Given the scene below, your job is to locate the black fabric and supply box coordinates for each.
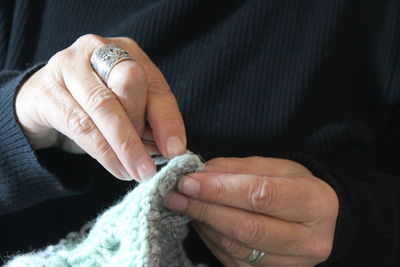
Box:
[1,0,400,266]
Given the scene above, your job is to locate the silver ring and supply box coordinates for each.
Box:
[244,249,266,265]
[90,43,134,83]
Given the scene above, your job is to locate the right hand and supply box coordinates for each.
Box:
[15,34,186,181]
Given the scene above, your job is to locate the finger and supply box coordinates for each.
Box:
[193,221,253,261]
[114,37,186,159]
[178,172,325,222]
[191,222,244,267]
[35,75,129,179]
[59,36,156,181]
[164,191,308,256]
[106,59,147,136]
[205,157,312,177]
[193,222,310,267]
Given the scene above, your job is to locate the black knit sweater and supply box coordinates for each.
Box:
[1,0,400,266]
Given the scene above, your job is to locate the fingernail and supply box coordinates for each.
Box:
[165,192,188,211]
[136,158,156,181]
[166,136,185,158]
[120,168,133,181]
[179,177,200,197]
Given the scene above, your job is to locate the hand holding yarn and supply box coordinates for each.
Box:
[165,157,339,266]
[15,34,186,181]
[6,153,204,267]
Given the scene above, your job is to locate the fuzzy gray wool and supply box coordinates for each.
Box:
[6,153,204,267]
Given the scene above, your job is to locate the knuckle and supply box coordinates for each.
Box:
[324,186,339,214]
[120,61,147,85]
[196,202,211,222]
[107,61,147,95]
[120,137,141,152]
[37,87,64,114]
[249,179,276,213]
[96,141,114,161]
[67,110,96,137]
[119,37,138,47]
[209,178,227,203]
[125,60,145,77]
[37,86,52,100]
[309,179,339,219]
[219,236,242,256]
[235,218,264,245]
[305,239,333,262]
[147,79,171,93]
[87,87,118,112]
[49,49,74,67]
[75,34,103,47]
[159,115,181,128]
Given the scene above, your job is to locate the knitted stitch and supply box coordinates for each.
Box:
[6,153,204,267]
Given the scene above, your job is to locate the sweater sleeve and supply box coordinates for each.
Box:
[284,152,400,266]
[0,65,94,216]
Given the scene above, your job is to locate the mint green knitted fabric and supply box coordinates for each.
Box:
[6,153,204,267]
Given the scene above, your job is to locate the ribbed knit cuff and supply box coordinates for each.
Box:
[0,65,89,215]
[282,153,353,267]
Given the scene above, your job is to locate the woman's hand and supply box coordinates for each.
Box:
[165,157,339,266]
[15,34,186,181]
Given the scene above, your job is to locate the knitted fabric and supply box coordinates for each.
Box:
[6,153,204,267]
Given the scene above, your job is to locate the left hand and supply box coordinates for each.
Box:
[164,156,339,266]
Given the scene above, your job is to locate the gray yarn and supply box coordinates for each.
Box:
[6,153,204,267]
